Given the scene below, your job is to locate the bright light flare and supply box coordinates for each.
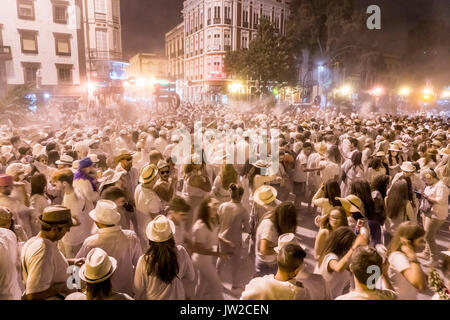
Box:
[370,86,384,97]
[87,81,97,92]
[339,84,353,96]
[137,77,147,87]
[398,87,411,96]
[441,90,450,99]
[228,82,243,94]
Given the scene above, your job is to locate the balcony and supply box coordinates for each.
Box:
[89,50,125,62]
[243,21,249,28]
[0,46,12,60]
[213,18,221,24]
[224,18,231,25]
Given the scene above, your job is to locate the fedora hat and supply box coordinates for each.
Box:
[89,200,121,226]
[79,248,117,284]
[157,160,169,170]
[38,205,75,227]
[0,206,13,224]
[253,159,271,169]
[0,174,16,187]
[375,151,385,157]
[78,157,93,169]
[400,161,416,173]
[55,154,74,165]
[146,214,176,242]
[139,164,158,184]
[388,144,401,152]
[439,148,450,156]
[88,154,100,163]
[274,233,301,254]
[253,185,278,206]
[98,169,125,192]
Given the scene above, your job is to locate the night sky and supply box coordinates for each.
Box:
[120,0,450,58]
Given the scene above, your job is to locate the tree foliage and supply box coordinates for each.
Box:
[0,84,34,112]
[224,17,297,92]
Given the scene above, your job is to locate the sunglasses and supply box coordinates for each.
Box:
[160,170,170,174]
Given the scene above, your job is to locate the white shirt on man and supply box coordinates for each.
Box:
[134,184,163,243]
[0,228,22,300]
[241,274,311,300]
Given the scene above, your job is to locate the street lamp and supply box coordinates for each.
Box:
[339,84,353,96]
[398,87,411,97]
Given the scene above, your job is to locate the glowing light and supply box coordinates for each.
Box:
[441,90,450,99]
[336,84,353,96]
[228,82,243,94]
[370,86,384,97]
[423,87,433,95]
[398,87,411,96]
[43,93,51,99]
[137,77,147,87]
[87,81,98,92]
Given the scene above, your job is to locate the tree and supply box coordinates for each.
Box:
[224,17,297,94]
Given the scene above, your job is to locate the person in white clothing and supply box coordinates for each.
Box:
[387,222,427,300]
[134,215,195,300]
[66,248,133,300]
[76,200,142,297]
[29,173,51,236]
[335,246,397,300]
[0,208,22,300]
[51,169,88,258]
[419,169,449,266]
[167,196,191,248]
[241,243,310,300]
[134,164,162,250]
[216,184,250,289]
[21,205,84,300]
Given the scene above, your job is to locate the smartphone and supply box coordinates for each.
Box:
[414,190,422,199]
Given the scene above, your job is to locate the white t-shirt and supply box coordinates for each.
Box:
[133,245,195,300]
[76,226,142,296]
[134,184,163,240]
[61,190,90,246]
[255,218,278,264]
[314,253,352,300]
[388,251,420,300]
[335,289,397,300]
[65,291,134,300]
[0,228,22,300]
[423,180,449,220]
[241,274,311,300]
[21,236,69,295]
[293,152,308,182]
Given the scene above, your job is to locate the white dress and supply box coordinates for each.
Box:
[191,220,224,300]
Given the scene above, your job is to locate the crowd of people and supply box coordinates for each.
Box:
[0,100,449,300]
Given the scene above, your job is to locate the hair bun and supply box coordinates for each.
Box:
[229,183,237,191]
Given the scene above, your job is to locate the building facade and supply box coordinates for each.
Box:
[128,53,169,80]
[182,0,291,101]
[0,0,82,96]
[80,0,127,98]
[165,22,185,98]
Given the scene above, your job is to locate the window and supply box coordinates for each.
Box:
[243,9,249,26]
[19,30,38,54]
[242,33,248,49]
[22,62,40,83]
[53,5,68,24]
[253,13,259,28]
[214,6,220,20]
[224,6,231,19]
[54,34,71,56]
[17,0,35,20]
[56,64,73,84]
[96,29,108,51]
[94,0,106,13]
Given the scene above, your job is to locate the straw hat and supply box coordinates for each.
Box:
[388,144,401,152]
[375,151,385,157]
[146,214,176,242]
[89,200,121,226]
[336,195,363,214]
[253,185,278,206]
[157,160,169,170]
[274,233,301,253]
[38,205,75,228]
[400,161,416,173]
[79,248,117,284]
[139,164,158,184]
[88,154,100,163]
[253,159,271,169]
[0,206,13,224]
[438,147,450,156]
[55,154,74,165]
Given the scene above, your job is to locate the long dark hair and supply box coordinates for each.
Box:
[320,206,348,231]
[368,157,382,170]
[387,221,425,257]
[318,226,356,267]
[86,278,112,300]
[269,202,297,235]
[196,197,216,231]
[144,237,179,284]
[399,176,416,209]
[324,179,341,206]
[230,183,244,202]
[370,174,390,199]
[351,151,363,169]
[31,173,47,196]
[386,180,409,220]
[351,180,376,221]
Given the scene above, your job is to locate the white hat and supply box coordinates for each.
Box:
[79,248,117,284]
[146,214,176,242]
[388,144,401,152]
[6,163,30,177]
[88,154,100,163]
[171,134,180,142]
[55,154,74,165]
[400,161,416,173]
[253,185,278,206]
[253,159,271,169]
[72,160,80,170]
[89,200,121,225]
[32,144,46,157]
[274,233,301,253]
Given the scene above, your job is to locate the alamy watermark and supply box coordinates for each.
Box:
[367,5,381,30]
